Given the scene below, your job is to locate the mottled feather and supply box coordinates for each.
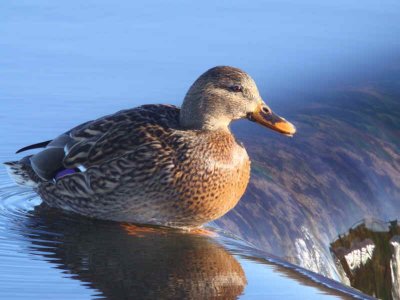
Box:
[5,66,293,228]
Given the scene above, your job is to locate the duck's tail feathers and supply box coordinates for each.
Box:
[16,140,52,154]
[4,156,41,188]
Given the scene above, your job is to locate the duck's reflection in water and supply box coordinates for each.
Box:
[21,205,246,300]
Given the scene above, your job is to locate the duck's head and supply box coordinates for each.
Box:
[180,66,296,136]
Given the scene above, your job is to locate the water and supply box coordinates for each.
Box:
[0,175,370,299]
[219,74,400,280]
[1,0,400,299]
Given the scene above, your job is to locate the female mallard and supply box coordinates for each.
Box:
[5,66,296,228]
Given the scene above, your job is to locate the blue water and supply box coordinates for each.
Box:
[0,179,370,299]
[2,0,400,101]
[1,0,399,299]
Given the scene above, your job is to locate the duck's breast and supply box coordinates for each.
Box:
[167,130,250,225]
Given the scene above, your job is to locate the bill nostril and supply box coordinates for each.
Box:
[262,106,271,114]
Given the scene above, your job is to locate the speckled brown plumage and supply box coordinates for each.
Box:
[37,104,250,227]
[6,66,295,228]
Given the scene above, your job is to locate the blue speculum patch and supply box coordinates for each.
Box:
[55,168,77,180]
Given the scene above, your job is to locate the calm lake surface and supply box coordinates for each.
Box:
[1,0,400,299]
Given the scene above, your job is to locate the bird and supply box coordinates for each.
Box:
[5,66,296,228]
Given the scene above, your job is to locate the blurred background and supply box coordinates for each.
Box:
[1,0,399,124]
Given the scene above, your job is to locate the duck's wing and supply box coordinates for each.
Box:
[25,105,180,181]
[16,121,93,181]
[63,105,180,168]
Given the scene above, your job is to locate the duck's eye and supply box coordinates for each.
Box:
[230,85,243,92]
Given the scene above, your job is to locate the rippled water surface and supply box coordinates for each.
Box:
[1,0,400,299]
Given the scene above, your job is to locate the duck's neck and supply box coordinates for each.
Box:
[180,114,231,131]
[179,95,231,131]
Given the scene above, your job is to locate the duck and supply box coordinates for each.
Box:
[5,66,296,228]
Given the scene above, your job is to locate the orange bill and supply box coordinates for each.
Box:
[248,103,296,137]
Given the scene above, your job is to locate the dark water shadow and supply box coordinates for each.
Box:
[331,219,400,300]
